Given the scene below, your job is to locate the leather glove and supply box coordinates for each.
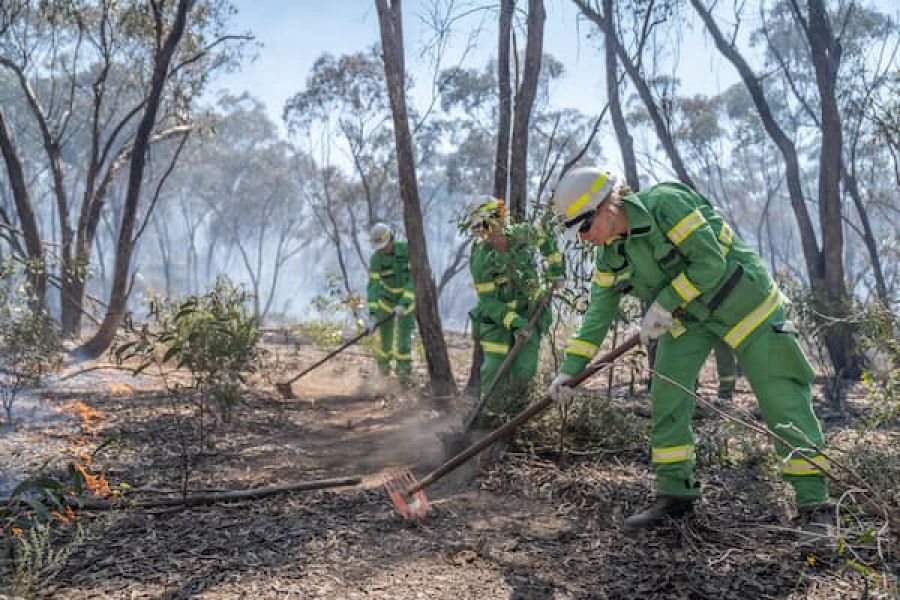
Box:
[548,372,576,408]
[393,305,407,317]
[640,301,675,345]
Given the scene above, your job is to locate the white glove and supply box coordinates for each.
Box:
[548,372,576,407]
[393,305,407,317]
[514,325,533,342]
[640,301,675,345]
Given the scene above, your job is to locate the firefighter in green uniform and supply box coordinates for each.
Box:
[467,197,564,426]
[547,167,829,530]
[366,223,415,384]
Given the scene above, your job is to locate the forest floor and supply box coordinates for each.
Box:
[1,330,898,599]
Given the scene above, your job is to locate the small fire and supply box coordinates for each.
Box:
[54,401,106,433]
[73,461,111,498]
[107,382,134,395]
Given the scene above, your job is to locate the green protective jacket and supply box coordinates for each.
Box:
[470,222,564,339]
[367,241,415,318]
[561,182,778,375]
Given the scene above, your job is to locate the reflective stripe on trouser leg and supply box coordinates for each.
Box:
[736,305,828,508]
[651,326,717,498]
[394,311,415,380]
[377,317,394,375]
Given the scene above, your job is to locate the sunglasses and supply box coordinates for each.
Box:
[564,210,596,235]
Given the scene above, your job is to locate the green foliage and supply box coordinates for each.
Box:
[114,276,261,422]
[858,304,900,428]
[295,321,345,350]
[0,464,88,597]
[0,268,63,424]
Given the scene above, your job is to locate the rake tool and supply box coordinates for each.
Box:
[384,333,641,519]
[275,313,394,399]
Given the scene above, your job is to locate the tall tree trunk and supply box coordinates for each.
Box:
[843,166,888,304]
[507,0,545,220]
[493,0,514,202]
[375,0,456,399]
[806,0,860,379]
[0,107,47,309]
[80,0,192,358]
[601,0,638,191]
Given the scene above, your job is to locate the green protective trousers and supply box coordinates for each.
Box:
[713,341,738,399]
[651,304,828,508]
[376,311,415,382]
[476,321,543,427]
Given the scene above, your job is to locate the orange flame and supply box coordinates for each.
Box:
[73,462,111,498]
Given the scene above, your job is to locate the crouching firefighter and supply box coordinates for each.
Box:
[466,197,564,428]
[365,223,415,384]
[547,167,830,531]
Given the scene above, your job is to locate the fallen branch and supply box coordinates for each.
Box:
[14,476,363,511]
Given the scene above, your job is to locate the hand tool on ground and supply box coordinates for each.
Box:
[461,290,555,433]
[275,313,393,399]
[384,333,641,519]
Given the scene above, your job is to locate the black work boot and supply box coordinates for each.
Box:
[623,496,696,531]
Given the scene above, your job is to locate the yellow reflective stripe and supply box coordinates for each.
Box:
[378,299,394,312]
[494,275,509,285]
[592,270,616,288]
[724,286,781,348]
[780,455,830,476]
[406,302,415,313]
[375,348,391,358]
[565,172,609,218]
[670,318,687,338]
[368,302,379,310]
[402,290,415,299]
[381,282,404,294]
[672,272,701,303]
[666,209,705,246]
[651,445,696,463]
[380,269,395,277]
[566,338,599,359]
[502,312,519,329]
[718,222,733,246]
[474,281,496,293]
[481,341,509,355]
[394,352,412,361]
[369,273,381,281]
[546,252,562,265]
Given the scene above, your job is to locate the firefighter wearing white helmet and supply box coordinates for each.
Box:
[366,222,415,383]
[547,166,829,532]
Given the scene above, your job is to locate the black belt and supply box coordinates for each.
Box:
[706,265,744,312]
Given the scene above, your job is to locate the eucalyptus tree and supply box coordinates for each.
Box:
[0,0,248,339]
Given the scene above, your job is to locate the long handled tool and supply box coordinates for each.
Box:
[462,291,555,432]
[275,313,394,399]
[385,333,641,519]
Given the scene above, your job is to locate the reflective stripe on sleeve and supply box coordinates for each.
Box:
[566,338,599,359]
[672,272,701,304]
[666,209,706,246]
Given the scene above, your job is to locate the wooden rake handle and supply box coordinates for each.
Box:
[282,313,395,387]
[407,334,641,495]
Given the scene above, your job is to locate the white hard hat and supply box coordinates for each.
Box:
[551,167,619,234]
[369,222,394,250]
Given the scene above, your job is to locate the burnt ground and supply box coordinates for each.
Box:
[1,332,898,599]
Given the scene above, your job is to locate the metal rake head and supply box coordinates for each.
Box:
[382,467,430,519]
